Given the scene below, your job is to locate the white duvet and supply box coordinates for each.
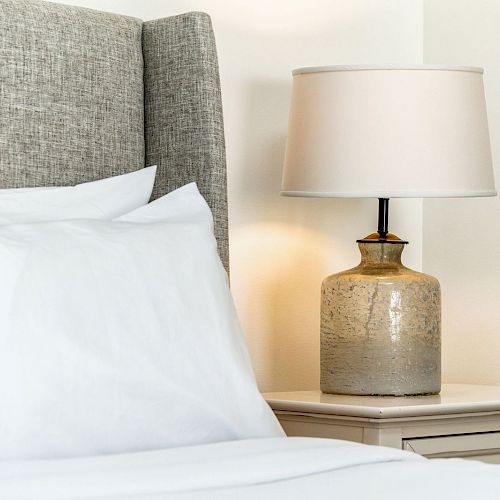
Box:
[1,437,499,500]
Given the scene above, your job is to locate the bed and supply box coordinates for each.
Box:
[1,0,500,498]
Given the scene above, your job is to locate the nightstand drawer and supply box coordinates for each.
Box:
[404,432,500,464]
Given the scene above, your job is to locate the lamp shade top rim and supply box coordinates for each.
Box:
[280,190,498,199]
[292,64,484,76]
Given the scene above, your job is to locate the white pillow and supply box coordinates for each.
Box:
[0,183,283,460]
[0,165,157,224]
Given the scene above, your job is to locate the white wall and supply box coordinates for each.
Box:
[50,0,424,391]
[423,0,500,385]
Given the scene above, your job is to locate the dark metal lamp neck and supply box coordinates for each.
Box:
[377,198,389,239]
[356,198,409,245]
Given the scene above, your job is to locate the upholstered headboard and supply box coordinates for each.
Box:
[0,0,229,270]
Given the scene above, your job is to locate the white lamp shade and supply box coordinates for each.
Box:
[282,65,496,198]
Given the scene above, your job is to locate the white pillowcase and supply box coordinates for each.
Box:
[0,183,283,460]
[0,166,157,224]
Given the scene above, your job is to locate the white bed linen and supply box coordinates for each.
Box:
[2,437,499,500]
[0,183,281,460]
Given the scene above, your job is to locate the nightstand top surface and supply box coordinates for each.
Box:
[264,384,500,419]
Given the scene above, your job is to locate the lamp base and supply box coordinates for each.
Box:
[320,237,441,396]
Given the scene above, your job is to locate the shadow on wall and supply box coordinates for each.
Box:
[231,80,290,219]
[230,80,372,392]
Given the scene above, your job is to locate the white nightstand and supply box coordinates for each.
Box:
[264,384,500,464]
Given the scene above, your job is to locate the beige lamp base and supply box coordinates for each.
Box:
[320,237,441,396]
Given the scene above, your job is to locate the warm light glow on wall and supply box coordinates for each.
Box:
[230,223,334,391]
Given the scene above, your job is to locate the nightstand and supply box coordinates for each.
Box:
[264,384,500,464]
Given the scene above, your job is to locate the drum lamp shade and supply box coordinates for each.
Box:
[282,65,496,198]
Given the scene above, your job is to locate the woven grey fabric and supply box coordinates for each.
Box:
[143,13,229,272]
[0,1,228,270]
[0,0,144,185]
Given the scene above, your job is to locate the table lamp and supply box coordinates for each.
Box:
[281,65,496,396]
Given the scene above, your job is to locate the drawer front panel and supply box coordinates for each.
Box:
[404,432,500,463]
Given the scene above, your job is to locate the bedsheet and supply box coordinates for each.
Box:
[1,437,499,499]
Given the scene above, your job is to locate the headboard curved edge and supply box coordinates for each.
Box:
[143,12,229,272]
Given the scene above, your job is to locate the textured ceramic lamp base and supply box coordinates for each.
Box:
[321,240,441,396]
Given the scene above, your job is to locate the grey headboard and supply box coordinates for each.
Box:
[0,0,229,271]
